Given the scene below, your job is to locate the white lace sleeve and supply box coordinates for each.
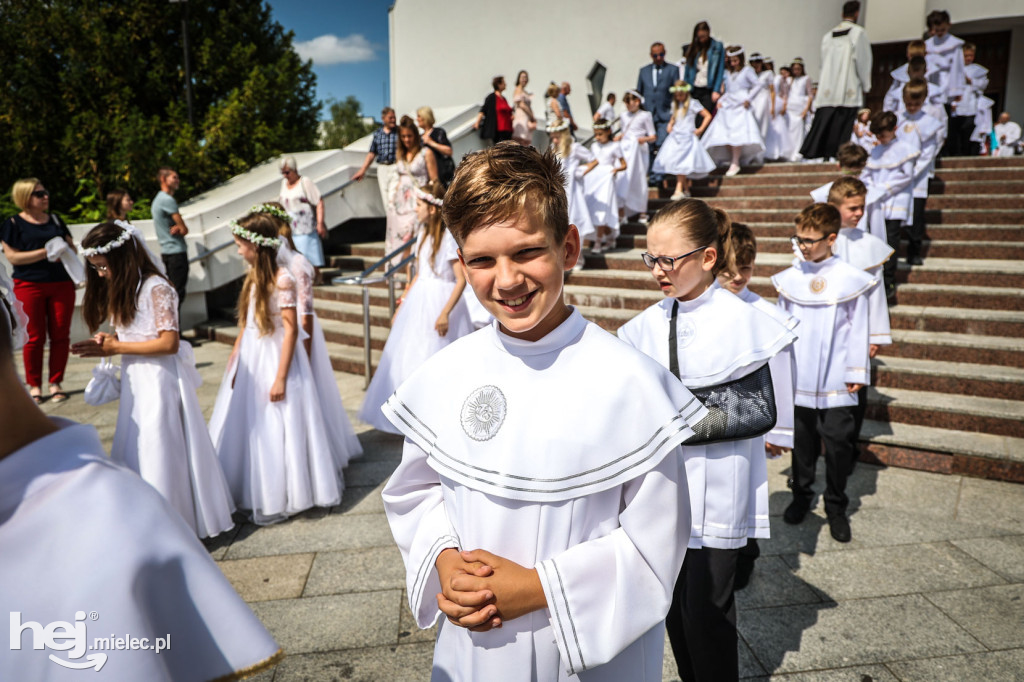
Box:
[150,280,179,333]
[277,269,298,309]
[294,264,315,316]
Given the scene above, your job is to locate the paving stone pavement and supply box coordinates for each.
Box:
[30,337,1024,681]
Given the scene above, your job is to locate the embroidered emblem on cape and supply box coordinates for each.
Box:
[903,123,915,134]
[676,317,697,349]
[810,276,828,294]
[461,385,507,441]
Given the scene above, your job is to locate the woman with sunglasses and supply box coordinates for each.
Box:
[0,179,77,403]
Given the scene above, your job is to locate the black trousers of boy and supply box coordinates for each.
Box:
[791,405,858,518]
[666,546,739,682]
[947,115,977,157]
[851,385,868,469]
[161,252,189,312]
[882,219,902,297]
[907,197,927,263]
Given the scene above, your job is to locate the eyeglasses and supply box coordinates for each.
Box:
[31,190,49,199]
[88,263,109,272]
[791,235,829,248]
[641,245,709,270]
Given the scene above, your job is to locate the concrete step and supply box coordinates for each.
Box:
[688,167,1024,186]
[877,329,1024,369]
[618,220,1024,243]
[865,386,1024,439]
[934,156,1024,168]
[686,180,1024,198]
[888,305,1024,337]
[871,355,1024,400]
[650,195,1024,211]
[856,420,1024,482]
[660,206,1024,225]
[747,236,1024,261]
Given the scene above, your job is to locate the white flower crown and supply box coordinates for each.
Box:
[415,187,443,207]
[249,203,292,225]
[80,221,134,258]
[231,221,281,249]
[669,83,691,93]
[546,119,570,133]
[593,121,611,130]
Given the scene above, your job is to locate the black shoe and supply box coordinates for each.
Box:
[828,514,852,543]
[783,499,810,525]
[907,255,924,266]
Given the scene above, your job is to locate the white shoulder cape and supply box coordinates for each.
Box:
[866,138,920,170]
[834,227,895,271]
[383,308,707,503]
[772,256,876,305]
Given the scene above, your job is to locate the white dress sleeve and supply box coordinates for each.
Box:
[276,270,298,309]
[381,440,460,627]
[640,112,656,138]
[150,280,180,333]
[439,230,460,264]
[535,447,690,675]
[866,275,892,345]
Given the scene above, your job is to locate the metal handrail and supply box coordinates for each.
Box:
[333,237,418,385]
[187,176,360,265]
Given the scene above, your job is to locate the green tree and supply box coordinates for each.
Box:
[0,0,320,221]
[319,96,375,149]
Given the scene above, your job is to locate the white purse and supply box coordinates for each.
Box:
[83,358,121,406]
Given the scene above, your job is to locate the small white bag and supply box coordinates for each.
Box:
[83,358,121,406]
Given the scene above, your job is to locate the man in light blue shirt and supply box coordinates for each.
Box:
[151,167,189,310]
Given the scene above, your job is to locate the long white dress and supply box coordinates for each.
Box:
[751,69,774,140]
[618,284,797,549]
[765,73,790,160]
[281,244,363,469]
[618,108,656,215]
[209,269,347,524]
[381,309,708,681]
[559,143,597,242]
[359,227,473,434]
[783,75,812,161]
[589,140,626,240]
[112,275,235,539]
[0,420,282,681]
[701,65,766,166]
[652,100,717,178]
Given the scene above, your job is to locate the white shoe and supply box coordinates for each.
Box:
[725,164,741,177]
[670,191,684,200]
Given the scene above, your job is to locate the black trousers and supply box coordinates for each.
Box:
[800,106,858,161]
[690,87,715,115]
[666,546,739,682]
[909,197,927,259]
[792,405,858,517]
[161,252,188,311]
[947,115,977,156]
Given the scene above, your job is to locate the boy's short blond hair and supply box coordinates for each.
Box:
[907,40,927,59]
[903,78,929,103]
[730,222,757,267]
[827,176,867,205]
[836,142,868,172]
[442,142,568,247]
[796,203,842,237]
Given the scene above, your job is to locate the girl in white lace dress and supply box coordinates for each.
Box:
[73,221,235,538]
[359,183,473,433]
[208,214,348,524]
[548,119,597,253]
[615,90,657,218]
[701,46,766,175]
[652,82,715,199]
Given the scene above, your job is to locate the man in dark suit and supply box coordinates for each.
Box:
[637,42,680,187]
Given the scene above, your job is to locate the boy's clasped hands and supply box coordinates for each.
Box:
[435,548,547,632]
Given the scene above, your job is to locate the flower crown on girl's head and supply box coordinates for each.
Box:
[624,89,645,104]
[593,121,611,130]
[414,187,443,207]
[249,203,292,225]
[231,221,281,249]
[726,46,745,58]
[80,221,133,258]
[546,119,570,133]
[669,83,691,94]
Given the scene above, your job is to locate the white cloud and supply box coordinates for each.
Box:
[294,34,376,65]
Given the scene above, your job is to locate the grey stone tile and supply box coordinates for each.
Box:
[847,466,960,519]
[739,594,984,674]
[218,553,315,602]
[784,542,1006,601]
[345,459,400,488]
[398,591,438,646]
[251,591,404,655]
[926,584,1024,649]
[303,547,406,596]
[272,642,435,682]
[661,628,766,680]
[769,665,898,681]
[201,523,242,561]
[224,513,395,559]
[736,556,823,610]
[885,649,1024,682]
[353,430,406,462]
[957,478,1024,533]
[952,536,1024,582]
[333,482,388,516]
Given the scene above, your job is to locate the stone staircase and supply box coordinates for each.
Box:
[199,157,1024,483]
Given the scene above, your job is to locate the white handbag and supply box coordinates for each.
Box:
[83,358,121,406]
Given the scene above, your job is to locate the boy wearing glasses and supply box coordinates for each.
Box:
[773,203,874,543]
[381,143,707,680]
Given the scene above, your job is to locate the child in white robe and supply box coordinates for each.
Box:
[0,273,282,681]
[749,53,774,141]
[652,81,714,200]
[548,119,597,261]
[381,144,707,681]
[701,45,765,175]
[615,91,657,219]
[828,178,894,448]
[782,59,813,162]
[617,201,796,681]
[765,66,791,161]
[861,111,920,302]
[71,221,235,539]
[949,43,988,155]
[360,183,474,432]
[588,119,626,252]
[897,80,943,267]
[887,58,949,147]
[775,203,874,543]
[209,213,351,524]
[925,11,967,108]
[810,144,887,242]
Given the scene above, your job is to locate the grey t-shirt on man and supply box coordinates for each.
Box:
[151,191,186,255]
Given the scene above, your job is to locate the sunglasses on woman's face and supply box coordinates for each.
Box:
[32,190,49,199]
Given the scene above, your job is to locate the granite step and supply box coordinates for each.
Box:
[673,207,1024,225]
[870,355,1024,400]
[649,195,1024,211]
[686,180,1024,198]
[688,167,1024,185]
[747,237,1024,261]
[877,329,1024,368]
[864,386,1024,438]
[619,221,1024,243]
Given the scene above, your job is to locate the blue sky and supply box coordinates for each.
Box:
[267,0,392,120]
